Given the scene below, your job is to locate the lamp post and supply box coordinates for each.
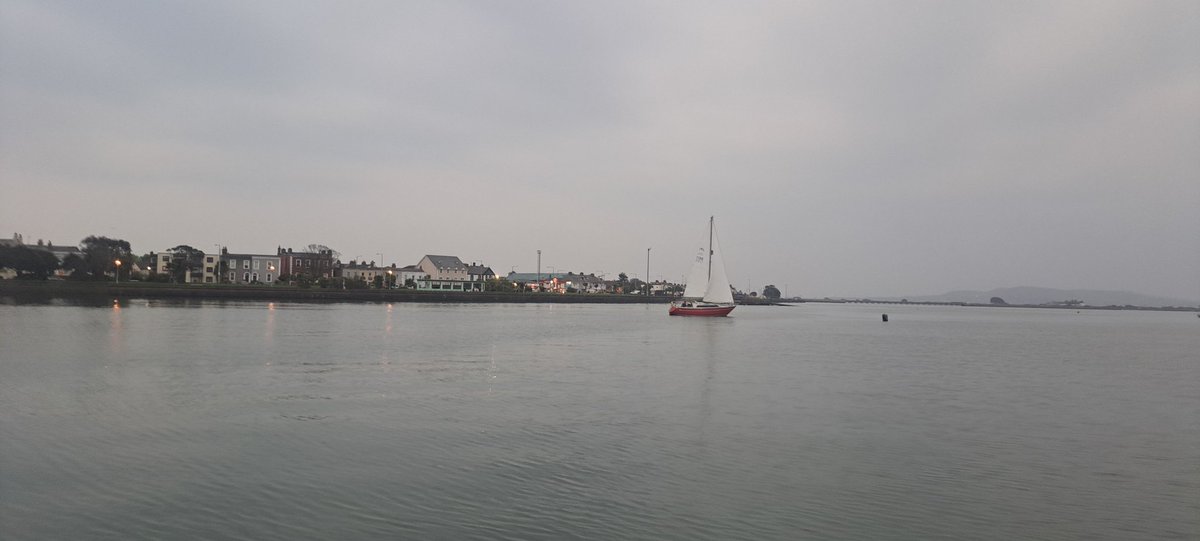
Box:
[213,244,222,284]
[646,247,651,297]
[536,250,541,293]
[114,259,122,284]
[376,253,384,288]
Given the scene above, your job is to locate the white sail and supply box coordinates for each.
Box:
[703,226,734,304]
[681,246,708,299]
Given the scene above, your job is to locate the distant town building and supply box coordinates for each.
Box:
[396,265,428,287]
[416,255,486,291]
[0,233,21,248]
[561,272,606,293]
[278,247,335,279]
[466,263,496,283]
[338,261,396,287]
[505,271,605,293]
[203,252,219,283]
[507,271,565,292]
[2,234,83,279]
[154,252,172,275]
[222,249,282,284]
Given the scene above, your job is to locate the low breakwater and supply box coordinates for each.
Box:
[0,280,671,304]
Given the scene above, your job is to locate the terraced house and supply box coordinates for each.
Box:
[278,247,335,280]
[222,249,281,284]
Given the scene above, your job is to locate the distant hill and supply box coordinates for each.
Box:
[895,287,1199,307]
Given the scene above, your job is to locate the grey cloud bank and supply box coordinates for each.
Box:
[2,1,1197,301]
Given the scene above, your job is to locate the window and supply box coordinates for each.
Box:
[253,260,260,270]
[230,272,236,281]
[243,260,250,269]
[243,272,250,282]
[252,273,259,282]
[206,256,214,263]
[266,274,273,282]
[205,266,213,273]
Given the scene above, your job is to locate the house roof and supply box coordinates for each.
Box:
[506,272,570,281]
[341,262,383,270]
[422,255,466,270]
[565,273,604,285]
[223,253,278,259]
[397,265,423,272]
[466,264,494,275]
[35,245,80,255]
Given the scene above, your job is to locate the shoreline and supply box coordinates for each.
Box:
[0,280,672,304]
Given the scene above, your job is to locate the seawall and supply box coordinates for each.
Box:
[0,281,672,304]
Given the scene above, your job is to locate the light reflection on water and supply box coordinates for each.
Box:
[1,300,1197,540]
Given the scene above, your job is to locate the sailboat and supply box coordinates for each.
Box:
[669,216,736,316]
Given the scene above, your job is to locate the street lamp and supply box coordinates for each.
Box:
[646,247,651,297]
[213,244,223,284]
[114,259,122,284]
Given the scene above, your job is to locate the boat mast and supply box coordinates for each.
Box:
[707,216,713,282]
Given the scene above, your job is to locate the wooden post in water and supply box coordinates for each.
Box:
[882,313,889,322]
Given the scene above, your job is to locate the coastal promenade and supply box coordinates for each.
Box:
[0,280,671,304]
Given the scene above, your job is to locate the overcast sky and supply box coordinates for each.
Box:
[2,1,1197,300]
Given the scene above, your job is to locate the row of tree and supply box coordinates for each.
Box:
[0,245,61,279]
[0,236,134,280]
[1,236,357,287]
[0,236,218,284]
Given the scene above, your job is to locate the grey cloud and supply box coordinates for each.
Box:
[2,1,1196,300]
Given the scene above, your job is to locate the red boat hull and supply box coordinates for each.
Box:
[668,304,735,317]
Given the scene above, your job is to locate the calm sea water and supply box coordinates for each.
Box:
[1,300,1196,540]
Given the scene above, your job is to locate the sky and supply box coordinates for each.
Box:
[2,1,1197,301]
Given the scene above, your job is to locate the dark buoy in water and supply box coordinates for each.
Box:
[882,313,889,322]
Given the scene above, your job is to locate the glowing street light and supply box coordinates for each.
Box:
[114,259,122,284]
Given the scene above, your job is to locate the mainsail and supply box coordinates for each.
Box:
[704,229,734,304]
[669,216,737,317]
[681,217,734,304]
